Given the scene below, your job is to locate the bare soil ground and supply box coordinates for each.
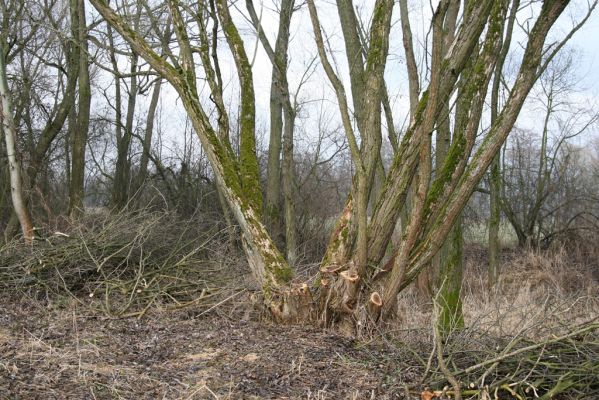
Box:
[0,295,421,399]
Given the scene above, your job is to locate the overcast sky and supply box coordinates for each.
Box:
[89,0,599,165]
[247,1,598,151]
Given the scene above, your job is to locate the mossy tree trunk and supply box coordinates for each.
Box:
[488,0,519,288]
[90,0,298,318]
[421,0,459,301]
[194,1,237,246]
[436,219,464,333]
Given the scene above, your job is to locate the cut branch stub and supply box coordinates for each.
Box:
[356,291,384,335]
[339,270,360,313]
[367,291,383,322]
[322,263,345,275]
[340,270,360,283]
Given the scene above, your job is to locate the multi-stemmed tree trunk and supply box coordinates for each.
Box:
[310,0,393,309]
[90,0,583,329]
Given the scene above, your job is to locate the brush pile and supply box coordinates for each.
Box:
[0,209,247,317]
[414,320,599,399]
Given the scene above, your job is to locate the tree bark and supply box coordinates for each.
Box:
[436,218,464,333]
[0,38,34,242]
[136,77,162,188]
[215,0,262,213]
[246,0,297,263]
[488,0,519,288]
[399,0,419,117]
[282,105,297,265]
[68,0,91,218]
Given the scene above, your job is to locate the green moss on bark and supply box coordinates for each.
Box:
[436,220,464,335]
[216,0,262,213]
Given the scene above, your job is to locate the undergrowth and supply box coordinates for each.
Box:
[1,211,597,398]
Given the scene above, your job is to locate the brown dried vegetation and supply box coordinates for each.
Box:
[1,211,597,399]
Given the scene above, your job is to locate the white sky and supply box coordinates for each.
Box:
[231,0,599,152]
[87,0,599,167]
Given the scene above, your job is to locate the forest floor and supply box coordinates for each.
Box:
[0,294,424,399]
[1,210,597,399]
[2,280,598,400]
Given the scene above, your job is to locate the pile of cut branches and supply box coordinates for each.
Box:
[0,209,247,317]
[415,320,599,399]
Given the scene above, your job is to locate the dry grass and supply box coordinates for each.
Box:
[396,244,598,336]
[390,244,599,399]
[464,247,597,337]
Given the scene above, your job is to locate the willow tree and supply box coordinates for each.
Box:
[89,0,591,330]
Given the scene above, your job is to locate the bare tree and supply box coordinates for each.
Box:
[0,16,33,241]
[2,0,82,239]
[107,0,159,210]
[1,0,84,240]
[501,54,599,248]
